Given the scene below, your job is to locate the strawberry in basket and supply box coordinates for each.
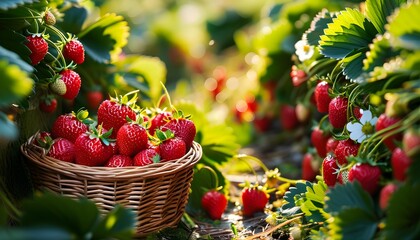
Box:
[160,110,196,151]
[51,109,93,143]
[116,116,148,157]
[156,129,186,162]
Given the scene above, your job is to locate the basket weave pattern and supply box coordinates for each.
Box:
[21,133,202,235]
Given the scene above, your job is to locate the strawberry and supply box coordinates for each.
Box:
[43,10,56,25]
[51,109,90,143]
[375,113,402,151]
[334,139,360,165]
[326,137,339,154]
[59,69,82,100]
[353,107,363,119]
[105,155,133,167]
[379,183,398,210]
[348,163,381,195]
[97,92,138,139]
[149,111,172,135]
[322,155,338,187]
[74,126,114,166]
[314,81,331,113]
[311,126,330,158]
[290,66,307,87]
[63,39,85,64]
[39,96,57,113]
[158,136,186,162]
[296,103,311,123]
[49,79,67,96]
[116,122,148,156]
[280,105,298,131]
[34,131,52,148]
[47,138,75,163]
[402,128,420,157]
[161,117,196,150]
[134,147,160,166]
[337,169,349,184]
[25,35,48,65]
[241,186,269,217]
[201,190,228,220]
[86,90,103,110]
[328,96,349,129]
[302,153,318,181]
[253,115,272,133]
[391,148,412,181]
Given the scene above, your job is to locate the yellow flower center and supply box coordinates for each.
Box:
[303,45,311,53]
[362,122,374,134]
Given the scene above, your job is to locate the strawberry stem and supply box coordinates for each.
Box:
[197,165,220,190]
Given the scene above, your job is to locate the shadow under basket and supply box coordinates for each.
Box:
[21,133,202,236]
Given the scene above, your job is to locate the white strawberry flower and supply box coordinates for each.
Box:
[294,39,314,62]
[346,109,378,143]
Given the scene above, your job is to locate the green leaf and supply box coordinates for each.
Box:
[92,205,136,240]
[319,8,377,59]
[0,0,36,10]
[387,1,420,50]
[365,0,406,34]
[299,181,329,222]
[281,181,312,211]
[20,193,100,238]
[384,183,420,239]
[304,9,336,46]
[363,35,398,72]
[328,208,379,240]
[253,20,293,54]
[0,227,72,240]
[0,59,33,107]
[79,13,129,64]
[340,49,366,81]
[60,6,88,34]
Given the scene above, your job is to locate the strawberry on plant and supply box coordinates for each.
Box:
[379,183,398,211]
[280,105,298,131]
[133,147,160,166]
[43,10,56,25]
[311,126,330,158]
[348,163,381,195]
[253,115,272,133]
[49,78,67,96]
[334,139,360,165]
[105,155,133,167]
[322,155,339,187]
[302,153,318,181]
[25,34,48,65]
[314,81,331,113]
[59,69,82,100]
[375,113,402,151]
[97,91,138,139]
[74,125,114,166]
[391,148,412,181]
[63,39,85,64]
[295,103,310,123]
[403,128,420,157]
[117,120,148,156]
[290,65,307,87]
[326,137,339,154]
[201,190,228,220]
[328,96,349,129]
[51,109,91,143]
[39,96,57,113]
[47,138,75,163]
[241,185,269,217]
[157,130,186,162]
[86,90,104,110]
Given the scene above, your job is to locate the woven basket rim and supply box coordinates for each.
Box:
[21,132,202,180]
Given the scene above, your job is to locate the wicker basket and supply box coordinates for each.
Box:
[21,133,202,236]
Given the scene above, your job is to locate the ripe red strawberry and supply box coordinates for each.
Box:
[379,183,398,210]
[241,186,269,217]
[25,35,48,65]
[311,126,330,158]
[86,90,103,110]
[59,69,81,100]
[51,110,90,143]
[334,139,360,165]
[391,148,412,181]
[201,190,228,220]
[326,137,339,154]
[353,107,363,119]
[302,153,318,181]
[161,117,196,150]
[253,115,272,133]
[402,128,420,157]
[375,113,402,151]
[290,66,307,87]
[328,96,349,129]
[158,136,186,162]
[149,111,172,135]
[322,155,338,187]
[105,155,133,167]
[280,105,298,130]
[97,92,137,139]
[63,39,85,64]
[47,138,75,163]
[134,147,160,166]
[34,131,52,148]
[117,122,148,156]
[314,81,331,113]
[348,163,381,195]
[39,97,57,113]
[337,169,349,184]
[74,126,114,166]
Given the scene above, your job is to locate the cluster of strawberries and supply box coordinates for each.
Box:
[35,92,196,167]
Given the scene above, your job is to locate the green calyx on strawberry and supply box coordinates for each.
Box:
[149,110,172,135]
[74,124,114,166]
[240,182,269,217]
[160,109,196,150]
[97,91,138,139]
[155,129,186,162]
[51,108,92,143]
[116,116,148,157]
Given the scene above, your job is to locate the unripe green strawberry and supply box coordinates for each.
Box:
[50,79,67,95]
[43,10,56,25]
